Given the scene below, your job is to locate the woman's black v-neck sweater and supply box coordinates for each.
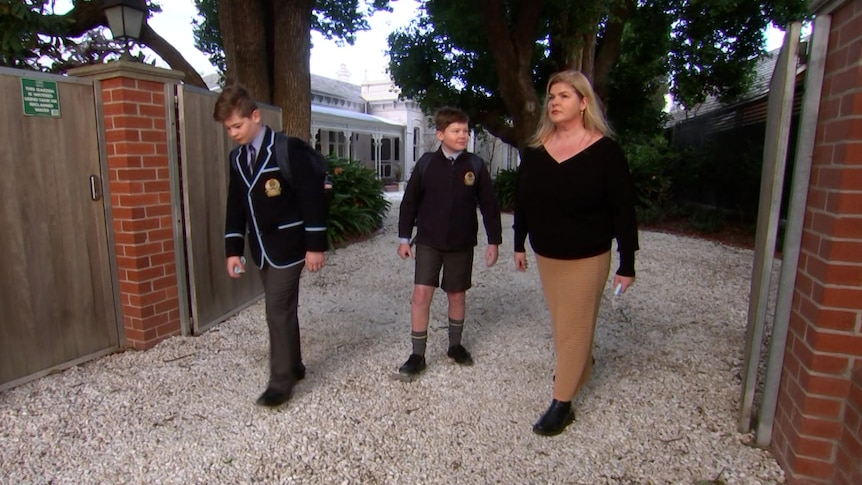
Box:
[513,137,639,276]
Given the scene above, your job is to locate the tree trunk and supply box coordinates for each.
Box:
[478,0,544,150]
[272,0,314,138]
[593,0,634,99]
[218,0,271,102]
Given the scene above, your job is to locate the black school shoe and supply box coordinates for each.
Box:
[446,344,474,366]
[398,354,427,375]
[532,399,575,436]
[255,386,293,408]
[294,363,306,381]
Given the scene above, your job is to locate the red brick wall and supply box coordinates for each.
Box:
[98,72,182,350]
[773,0,862,482]
[834,367,862,484]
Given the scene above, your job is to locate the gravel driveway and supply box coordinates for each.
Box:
[0,193,784,484]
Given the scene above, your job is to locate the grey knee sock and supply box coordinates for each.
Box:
[411,330,427,356]
[448,318,465,347]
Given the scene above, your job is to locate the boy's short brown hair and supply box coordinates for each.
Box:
[434,107,469,132]
[213,84,258,122]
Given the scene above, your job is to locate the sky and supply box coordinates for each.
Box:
[57,0,788,86]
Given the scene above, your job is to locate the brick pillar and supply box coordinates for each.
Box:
[771,0,862,482]
[70,61,185,350]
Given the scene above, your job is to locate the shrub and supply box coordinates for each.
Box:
[621,135,675,223]
[493,167,518,212]
[685,203,728,233]
[326,155,391,247]
[667,131,764,223]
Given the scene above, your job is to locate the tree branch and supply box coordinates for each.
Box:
[478,113,517,147]
[47,1,207,88]
[593,0,635,97]
[140,25,208,88]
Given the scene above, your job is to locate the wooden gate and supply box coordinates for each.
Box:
[176,86,281,334]
[0,69,120,390]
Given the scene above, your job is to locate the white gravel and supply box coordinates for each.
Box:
[0,192,784,484]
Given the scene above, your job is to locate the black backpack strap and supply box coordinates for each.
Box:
[274,132,292,186]
[414,152,434,191]
[470,154,484,175]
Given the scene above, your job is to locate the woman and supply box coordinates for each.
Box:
[514,70,639,436]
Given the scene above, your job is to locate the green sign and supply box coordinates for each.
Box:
[21,78,61,117]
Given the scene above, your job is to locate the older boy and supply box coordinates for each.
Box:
[396,107,502,377]
[213,85,328,407]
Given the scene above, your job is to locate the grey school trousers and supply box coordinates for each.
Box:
[258,262,304,390]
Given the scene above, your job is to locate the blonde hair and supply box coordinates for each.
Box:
[528,70,614,148]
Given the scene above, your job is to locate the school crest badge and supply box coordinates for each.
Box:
[264,178,282,197]
[464,171,476,186]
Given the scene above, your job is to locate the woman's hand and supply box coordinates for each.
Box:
[514,252,528,272]
[612,274,634,293]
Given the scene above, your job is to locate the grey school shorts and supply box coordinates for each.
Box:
[414,244,474,292]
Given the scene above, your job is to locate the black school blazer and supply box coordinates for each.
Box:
[224,126,328,269]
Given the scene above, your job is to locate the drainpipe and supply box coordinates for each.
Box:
[755,16,830,447]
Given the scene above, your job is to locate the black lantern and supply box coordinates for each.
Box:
[103,0,147,46]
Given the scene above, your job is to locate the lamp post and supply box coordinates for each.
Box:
[102,0,148,59]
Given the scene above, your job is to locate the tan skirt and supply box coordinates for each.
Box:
[536,251,610,402]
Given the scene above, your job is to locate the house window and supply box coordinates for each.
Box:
[413,127,420,160]
[373,138,393,161]
[381,138,391,160]
[327,131,347,158]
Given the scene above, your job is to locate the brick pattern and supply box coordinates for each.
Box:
[834,366,862,485]
[773,1,862,483]
[101,77,181,349]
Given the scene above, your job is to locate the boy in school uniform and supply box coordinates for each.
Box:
[213,84,328,407]
[396,106,502,377]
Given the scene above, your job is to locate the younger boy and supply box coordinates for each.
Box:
[213,84,328,407]
[396,107,502,377]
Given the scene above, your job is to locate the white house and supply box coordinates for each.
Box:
[207,68,518,181]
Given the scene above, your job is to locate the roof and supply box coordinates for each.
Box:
[668,40,807,123]
[310,74,365,105]
[311,104,403,127]
[203,73,369,107]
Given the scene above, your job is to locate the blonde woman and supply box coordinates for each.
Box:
[513,70,639,436]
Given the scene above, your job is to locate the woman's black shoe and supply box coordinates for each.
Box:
[532,399,574,436]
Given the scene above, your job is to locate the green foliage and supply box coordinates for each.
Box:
[387,4,520,136]
[669,129,765,221]
[191,0,225,75]
[0,0,162,72]
[605,3,672,139]
[621,135,676,225]
[388,0,808,146]
[326,155,391,247]
[686,204,728,233]
[314,0,392,43]
[0,0,73,69]
[621,130,765,229]
[493,168,518,212]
